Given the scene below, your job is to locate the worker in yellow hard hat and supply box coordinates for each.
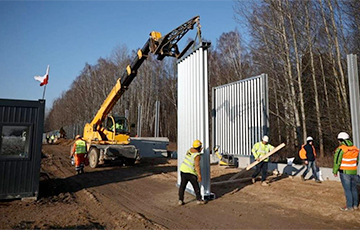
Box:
[178,139,207,205]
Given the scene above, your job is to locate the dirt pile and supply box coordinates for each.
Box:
[55,138,74,146]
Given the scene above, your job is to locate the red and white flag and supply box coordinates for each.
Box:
[34,65,50,86]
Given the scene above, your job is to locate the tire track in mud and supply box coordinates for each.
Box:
[76,168,175,229]
[43,145,173,229]
[85,173,214,229]
[76,182,168,229]
[45,145,210,229]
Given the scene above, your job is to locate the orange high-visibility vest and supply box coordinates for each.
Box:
[299,144,316,160]
[339,145,359,170]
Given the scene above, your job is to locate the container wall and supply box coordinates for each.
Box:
[0,99,45,200]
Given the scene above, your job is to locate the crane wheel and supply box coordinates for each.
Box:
[89,147,100,168]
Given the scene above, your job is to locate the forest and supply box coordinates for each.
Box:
[45,0,360,158]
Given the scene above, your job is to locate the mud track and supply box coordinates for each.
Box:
[1,144,360,229]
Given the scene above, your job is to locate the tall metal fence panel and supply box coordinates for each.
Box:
[177,42,212,199]
[347,54,360,173]
[212,74,269,157]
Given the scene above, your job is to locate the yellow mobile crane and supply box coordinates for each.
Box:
[84,16,201,168]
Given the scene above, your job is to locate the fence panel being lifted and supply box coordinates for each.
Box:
[177,42,213,200]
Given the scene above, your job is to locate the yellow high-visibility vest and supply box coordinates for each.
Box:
[252,142,273,162]
[75,140,87,154]
[180,150,200,175]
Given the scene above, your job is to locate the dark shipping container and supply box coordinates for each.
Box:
[0,99,45,200]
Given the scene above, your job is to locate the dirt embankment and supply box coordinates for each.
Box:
[1,143,360,229]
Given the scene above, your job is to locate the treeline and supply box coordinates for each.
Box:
[232,0,360,156]
[46,45,178,141]
[46,0,360,157]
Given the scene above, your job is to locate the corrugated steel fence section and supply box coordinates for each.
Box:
[212,74,269,157]
[0,99,45,200]
[347,54,360,172]
[177,42,212,199]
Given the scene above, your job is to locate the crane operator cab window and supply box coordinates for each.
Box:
[106,116,128,134]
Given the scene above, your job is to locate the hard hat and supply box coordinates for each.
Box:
[337,132,350,140]
[306,136,313,141]
[193,140,202,149]
[75,134,81,139]
[262,135,269,142]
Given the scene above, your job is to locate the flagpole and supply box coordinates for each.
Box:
[42,85,47,100]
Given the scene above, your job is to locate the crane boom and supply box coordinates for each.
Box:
[85,16,201,141]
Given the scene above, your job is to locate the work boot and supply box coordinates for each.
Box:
[261,181,270,186]
[196,200,207,205]
[340,206,353,211]
[251,178,256,184]
[178,200,184,206]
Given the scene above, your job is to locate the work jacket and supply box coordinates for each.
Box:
[74,139,87,154]
[252,142,274,162]
[333,140,359,175]
[180,149,200,176]
[299,142,316,161]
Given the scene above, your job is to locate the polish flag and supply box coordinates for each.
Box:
[34,65,50,86]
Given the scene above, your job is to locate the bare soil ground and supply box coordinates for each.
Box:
[1,142,360,229]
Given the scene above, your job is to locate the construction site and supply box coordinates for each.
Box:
[0,140,359,229]
[2,1,360,229]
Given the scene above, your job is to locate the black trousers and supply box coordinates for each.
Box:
[252,161,268,182]
[179,172,201,201]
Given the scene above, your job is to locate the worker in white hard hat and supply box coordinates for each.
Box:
[299,136,321,183]
[70,135,88,175]
[178,139,207,205]
[333,132,359,211]
[251,135,274,186]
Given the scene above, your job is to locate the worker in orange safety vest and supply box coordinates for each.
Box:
[333,132,359,211]
[299,136,321,183]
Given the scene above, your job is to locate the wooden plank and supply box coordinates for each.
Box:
[246,143,285,170]
[229,143,285,181]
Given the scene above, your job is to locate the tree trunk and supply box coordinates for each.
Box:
[286,0,307,144]
[278,0,301,146]
[305,2,324,157]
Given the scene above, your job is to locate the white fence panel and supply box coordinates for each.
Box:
[212,74,269,157]
[177,43,211,199]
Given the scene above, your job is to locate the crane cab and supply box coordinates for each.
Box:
[103,115,131,144]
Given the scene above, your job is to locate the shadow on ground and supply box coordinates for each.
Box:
[210,168,291,198]
[39,158,176,199]
[12,220,105,229]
